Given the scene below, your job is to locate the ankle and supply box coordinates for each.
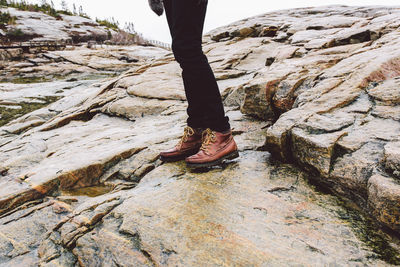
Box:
[213,128,231,135]
[194,128,205,135]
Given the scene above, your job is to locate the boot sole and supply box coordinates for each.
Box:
[159,148,199,163]
[160,154,188,163]
[186,150,239,168]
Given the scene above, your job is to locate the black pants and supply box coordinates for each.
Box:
[163,0,230,132]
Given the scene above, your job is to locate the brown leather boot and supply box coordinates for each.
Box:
[185,128,239,168]
[159,126,203,162]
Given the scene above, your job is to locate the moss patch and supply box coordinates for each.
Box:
[1,76,52,84]
[0,71,117,84]
[0,95,61,127]
[307,177,400,265]
[60,184,113,197]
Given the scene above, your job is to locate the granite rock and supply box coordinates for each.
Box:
[0,5,400,266]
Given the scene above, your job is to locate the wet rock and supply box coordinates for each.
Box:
[111,152,389,266]
[252,6,400,233]
[240,76,272,120]
[291,127,346,176]
[73,215,154,267]
[0,113,145,214]
[0,201,70,265]
[0,5,399,266]
[0,80,99,129]
[99,147,160,184]
[384,142,400,178]
[368,173,400,232]
[330,142,385,201]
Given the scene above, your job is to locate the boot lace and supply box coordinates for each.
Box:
[177,126,195,148]
[200,128,217,153]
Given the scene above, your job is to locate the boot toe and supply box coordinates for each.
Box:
[185,153,201,162]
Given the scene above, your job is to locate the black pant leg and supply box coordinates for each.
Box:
[163,0,230,132]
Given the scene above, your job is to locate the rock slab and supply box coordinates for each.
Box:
[0,5,400,267]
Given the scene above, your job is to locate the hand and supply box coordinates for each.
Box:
[148,0,164,16]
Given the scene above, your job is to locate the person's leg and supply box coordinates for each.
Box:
[162,0,238,166]
[163,0,230,132]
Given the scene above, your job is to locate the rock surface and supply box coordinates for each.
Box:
[205,4,400,235]
[0,45,169,83]
[0,45,169,127]
[1,7,112,42]
[0,5,400,266]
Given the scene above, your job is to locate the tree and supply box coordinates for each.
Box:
[124,22,135,34]
[111,17,119,27]
[61,0,68,11]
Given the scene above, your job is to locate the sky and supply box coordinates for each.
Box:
[30,0,400,43]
